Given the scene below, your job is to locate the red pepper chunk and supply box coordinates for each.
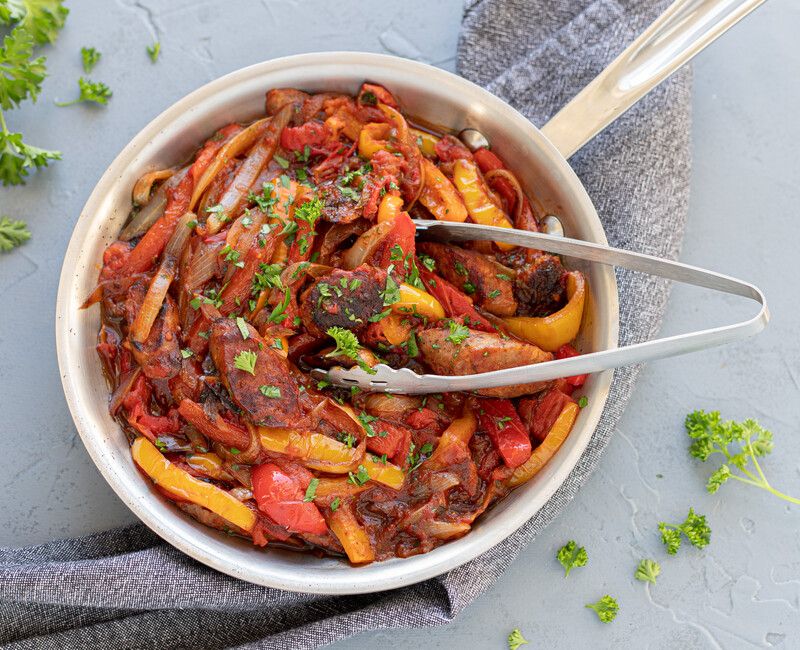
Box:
[477,399,532,468]
[473,147,517,215]
[366,420,412,466]
[251,463,327,535]
[556,344,588,387]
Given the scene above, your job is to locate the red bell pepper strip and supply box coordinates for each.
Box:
[418,267,495,331]
[366,420,412,466]
[473,147,518,215]
[556,343,588,387]
[119,125,239,277]
[477,399,532,468]
[518,388,576,444]
[251,463,328,535]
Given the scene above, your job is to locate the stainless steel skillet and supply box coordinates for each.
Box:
[56,0,766,593]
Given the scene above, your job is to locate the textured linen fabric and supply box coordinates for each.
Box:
[0,0,691,647]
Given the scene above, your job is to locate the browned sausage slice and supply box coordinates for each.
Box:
[418,242,517,316]
[417,327,552,398]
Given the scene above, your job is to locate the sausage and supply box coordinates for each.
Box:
[417,327,552,398]
[514,254,566,317]
[130,295,181,380]
[418,242,517,316]
[209,317,303,427]
[300,266,386,338]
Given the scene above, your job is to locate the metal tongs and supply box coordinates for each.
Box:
[310,219,768,394]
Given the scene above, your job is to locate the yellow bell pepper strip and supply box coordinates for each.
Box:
[363,455,405,490]
[377,193,404,223]
[131,437,256,532]
[410,127,439,157]
[185,452,228,480]
[358,122,392,159]
[507,401,579,487]
[259,427,358,473]
[419,158,468,223]
[452,158,514,250]
[392,283,446,321]
[328,502,375,564]
[502,272,586,352]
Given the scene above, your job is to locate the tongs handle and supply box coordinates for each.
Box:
[318,220,768,394]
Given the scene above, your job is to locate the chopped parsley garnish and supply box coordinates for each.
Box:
[462,281,476,295]
[303,478,319,502]
[235,317,250,340]
[496,273,512,281]
[358,411,379,438]
[578,396,589,408]
[330,497,341,511]
[338,431,356,448]
[348,464,370,486]
[259,385,281,398]
[273,153,290,169]
[267,290,291,323]
[252,262,284,294]
[180,348,193,359]
[445,320,470,345]
[419,254,436,272]
[295,197,323,227]
[487,289,501,299]
[381,274,400,306]
[454,261,468,277]
[233,350,257,375]
[407,441,434,472]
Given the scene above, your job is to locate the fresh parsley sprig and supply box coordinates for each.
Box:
[325,326,376,375]
[55,77,112,107]
[658,508,711,555]
[507,628,529,650]
[0,216,31,252]
[0,1,67,187]
[81,46,100,73]
[557,540,588,577]
[634,559,661,584]
[686,410,799,504]
[585,595,619,623]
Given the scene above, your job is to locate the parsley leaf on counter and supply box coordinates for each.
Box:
[147,41,160,63]
[658,508,711,555]
[55,77,112,106]
[0,216,31,251]
[585,595,619,623]
[686,410,799,504]
[0,2,67,188]
[81,46,100,72]
[557,540,588,577]
[507,628,529,650]
[634,559,661,584]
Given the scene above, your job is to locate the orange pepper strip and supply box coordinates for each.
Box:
[314,478,369,498]
[503,272,586,352]
[507,402,579,487]
[419,158,468,223]
[377,193,404,223]
[131,437,256,532]
[380,312,413,346]
[328,502,375,564]
[358,122,392,159]
[452,158,514,250]
[410,128,439,157]
[426,411,477,470]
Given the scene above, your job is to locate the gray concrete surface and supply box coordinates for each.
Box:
[1,0,798,647]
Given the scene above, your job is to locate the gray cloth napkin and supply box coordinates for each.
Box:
[0,1,691,647]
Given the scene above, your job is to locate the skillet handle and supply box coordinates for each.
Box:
[541,0,766,159]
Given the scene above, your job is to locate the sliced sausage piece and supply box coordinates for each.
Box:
[300,266,386,338]
[209,317,303,427]
[418,242,517,316]
[417,327,553,398]
[514,254,566,317]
